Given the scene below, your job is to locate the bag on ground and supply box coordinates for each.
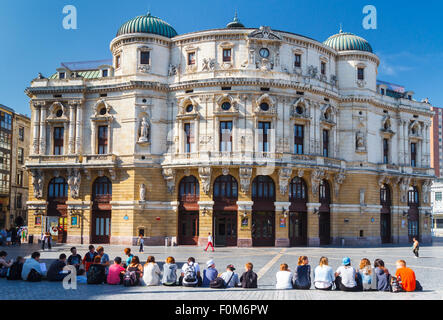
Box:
[26,268,42,282]
[210,277,226,289]
[123,270,138,287]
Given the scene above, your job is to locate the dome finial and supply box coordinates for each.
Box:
[339,23,343,33]
[233,10,239,22]
[226,10,245,28]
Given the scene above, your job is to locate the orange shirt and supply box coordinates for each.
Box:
[395,267,416,292]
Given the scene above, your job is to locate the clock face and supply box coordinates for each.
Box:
[259,48,270,58]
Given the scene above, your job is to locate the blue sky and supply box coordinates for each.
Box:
[1,0,442,116]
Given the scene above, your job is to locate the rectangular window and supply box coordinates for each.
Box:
[294,54,301,68]
[115,55,121,69]
[358,67,365,80]
[0,113,12,131]
[294,124,304,155]
[436,192,442,202]
[223,49,231,62]
[140,51,150,65]
[98,126,108,154]
[18,147,24,164]
[220,121,232,152]
[381,88,385,95]
[16,171,23,187]
[53,127,64,155]
[102,69,108,77]
[411,142,417,167]
[59,72,65,79]
[323,129,329,157]
[321,62,326,75]
[258,122,271,152]
[188,52,196,65]
[383,139,389,164]
[19,127,24,141]
[16,193,22,209]
[184,123,195,153]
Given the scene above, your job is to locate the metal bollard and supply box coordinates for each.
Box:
[165,237,169,247]
[341,238,345,247]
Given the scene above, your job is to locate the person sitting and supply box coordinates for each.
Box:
[276,263,293,290]
[47,254,69,282]
[67,247,82,272]
[142,256,162,286]
[22,252,46,281]
[334,257,358,291]
[240,262,258,289]
[373,259,391,292]
[162,256,178,286]
[294,256,311,290]
[87,256,106,284]
[107,257,126,285]
[394,259,417,292]
[0,251,13,278]
[313,256,335,290]
[202,259,218,287]
[220,264,240,288]
[124,256,144,286]
[7,256,25,280]
[124,248,134,268]
[82,245,98,273]
[358,258,374,291]
[180,257,202,287]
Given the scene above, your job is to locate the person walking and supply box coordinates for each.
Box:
[412,237,419,258]
[204,232,215,252]
[138,234,144,253]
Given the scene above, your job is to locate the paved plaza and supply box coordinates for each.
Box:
[1,241,443,300]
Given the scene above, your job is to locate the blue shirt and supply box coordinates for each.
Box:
[202,268,218,286]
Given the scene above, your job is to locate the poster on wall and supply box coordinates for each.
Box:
[47,217,59,236]
[280,218,286,228]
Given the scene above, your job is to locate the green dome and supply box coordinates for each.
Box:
[226,12,245,29]
[323,30,373,53]
[117,12,178,38]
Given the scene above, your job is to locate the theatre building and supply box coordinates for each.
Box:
[25,13,435,246]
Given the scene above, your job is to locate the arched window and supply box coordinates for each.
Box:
[252,176,275,201]
[289,177,307,202]
[319,179,330,203]
[213,175,238,200]
[380,184,391,206]
[408,186,419,205]
[179,176,200,202]
[93,177,112,200]
[48,177,68,199]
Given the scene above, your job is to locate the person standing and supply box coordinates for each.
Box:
[412,237,420,258]
[204,232,214,252]
[138,234,145,253]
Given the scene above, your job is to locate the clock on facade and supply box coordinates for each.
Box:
[259,48,270,58]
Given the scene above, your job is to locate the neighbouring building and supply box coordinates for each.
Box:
[431,180,443,236]
[25,13,435,247]
[0,104,30,229]
[430,106,443,177]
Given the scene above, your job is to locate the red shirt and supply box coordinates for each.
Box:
[395,267,416,292]
[107,264,125,285]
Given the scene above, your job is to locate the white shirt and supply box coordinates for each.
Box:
[182,262,200,274]
[335,266,357,288]
[208,235,213,243]
[276,271,293,289]
[142,263,161,286]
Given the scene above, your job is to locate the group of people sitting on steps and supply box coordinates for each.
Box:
[0,245,422,292]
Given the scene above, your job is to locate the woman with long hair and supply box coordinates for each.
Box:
[373,259,391,291]
[294,256,311,290]
[313,256,335,290]
[276,263,293,289]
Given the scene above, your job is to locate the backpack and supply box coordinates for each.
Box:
[210,277,226,289]
[391,276,402,293]
[183,263,197,286]
[123,270,138,287]
[7,262,23,280]
[242,271,258,288]
[27,268,42,282]
[0,267,8,278]
[415,280,423,292]
[87,265,104,284]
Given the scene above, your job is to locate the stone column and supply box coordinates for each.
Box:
[420,125,425,167]
[425,124,430,167]
[108,121,113,154]
[237,201,253,247]
[39,106,47,155]
[68,104,76,154]
[91,122,96,154]
[178,121,183,154]
[32,104,41,155]
[398,120,404,165]
[403,121,409,165]
[274,201,291,247]
[75,104,83,154]
[63,122,69,155]
[307,202,321,246]
[198,201,214,247]
[194,118,199,153]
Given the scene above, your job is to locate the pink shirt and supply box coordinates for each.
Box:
[107,264,125,285]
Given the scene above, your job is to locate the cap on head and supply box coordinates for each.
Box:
[206,259,214,268]
[342,257,351,265]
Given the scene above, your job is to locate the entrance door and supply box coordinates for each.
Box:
[380,212,391,244]
[319,212,331,245]
[178,211,199,245]
[252,211,275,246]
[91,211,111,244]
[58,217,68,243]
[214,212,237,246]
[289,212,307,246]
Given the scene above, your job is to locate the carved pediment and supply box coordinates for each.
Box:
[248,26,281,41]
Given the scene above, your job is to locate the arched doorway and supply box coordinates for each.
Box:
[319,179,331,245]
[380,184,392,243]
[289,177,308,246]
[178,176,200,245]
[252,175,276,246]
[213,175,238,246]
[91,176,112,244]
[47,177,68,243]
[408,186,420,242]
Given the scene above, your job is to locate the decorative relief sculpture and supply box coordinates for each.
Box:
[162,168,176,194]
[68,168,81,199]
[278,168,292,195]
[356,131,366,152]
[168,64,177,76]
[139,183,146,201]
[307,65,318,79]
[311,169,325,195]
[399,177,411,203]
[32,170,44,199]
[360,189,365,206]
[202,58,216,71]
[333,169,346,198]
[138,117,150,143]
[198,167,212,194]
[239,167,253,193]
[222,168,230,176]
[422,179,432,204]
